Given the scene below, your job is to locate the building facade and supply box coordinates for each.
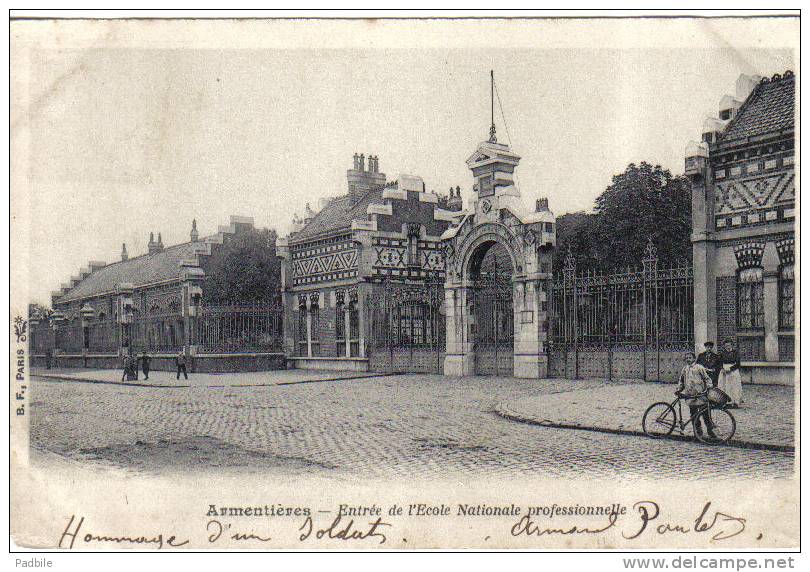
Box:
[279,128,556,377]
[277,154,463,372]
[686,71,795,384]
[30,216,285,372]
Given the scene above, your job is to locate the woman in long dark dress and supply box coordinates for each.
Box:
[718,338,743,408]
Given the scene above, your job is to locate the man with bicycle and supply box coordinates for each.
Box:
[677,352,717,440]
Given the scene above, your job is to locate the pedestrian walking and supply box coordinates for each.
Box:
[141,351,151,381]
[718,338,743,408]
[175,351,188,380]
[696,341,721,387]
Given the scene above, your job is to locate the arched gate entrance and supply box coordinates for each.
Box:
[471,242,514,375]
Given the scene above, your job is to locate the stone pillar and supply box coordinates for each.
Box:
[687,159,717,352]
[443,284,475,376]
[692,240,717,351]
[512,277,547,378]
[180,263,205,360]
[763,272,779,362]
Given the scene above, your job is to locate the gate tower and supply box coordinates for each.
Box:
[441,72,556,377]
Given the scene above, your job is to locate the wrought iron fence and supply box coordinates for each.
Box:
[87,319,120,353]
[549,241,694,381]
[55,320,84,353]
[29,320,54,354]
[367,278,446,373]
[195,303,283,353]
[131,311,184,353]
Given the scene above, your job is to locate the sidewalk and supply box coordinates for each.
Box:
[30,367,385,388]
[495,381,796,452]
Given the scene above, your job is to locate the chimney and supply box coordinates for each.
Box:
[447,185,463,211]
[190,219,199,242]
[303,202,317,225]
[290,213,304,235]
[121,243,129,261]
[148,231,164,255]
[347,152,386,203]
[535,197,549,212]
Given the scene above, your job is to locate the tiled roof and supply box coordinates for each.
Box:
[721,72,795,142]
[291,187,385,242]
[58,242,198,302]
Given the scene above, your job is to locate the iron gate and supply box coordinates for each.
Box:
[472,271,514,376]
[548,241,694,382]
[367,278,446,373]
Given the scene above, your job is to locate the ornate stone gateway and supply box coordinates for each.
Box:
[440,124,556,378]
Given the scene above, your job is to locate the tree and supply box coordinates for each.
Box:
[28,303,53,319]
[556,162,692,272]
[592,162,691,269]
[202,227,282,304]
[553,211,597,271]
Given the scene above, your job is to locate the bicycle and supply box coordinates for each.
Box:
[642,390,736,444]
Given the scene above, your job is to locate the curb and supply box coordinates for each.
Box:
[494,406,795,454]
[32,374,190,389]
[31,371,397,389]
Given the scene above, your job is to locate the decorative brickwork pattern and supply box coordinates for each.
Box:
[733,241,766,269]
[715,276,737,344]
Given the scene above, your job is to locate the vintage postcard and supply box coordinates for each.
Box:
[9,14,800,552]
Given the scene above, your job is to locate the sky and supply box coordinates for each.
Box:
[14,19,796,305]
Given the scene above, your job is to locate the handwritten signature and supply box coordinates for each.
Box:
[511,501,746,542]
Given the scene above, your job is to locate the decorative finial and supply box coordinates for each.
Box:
[489,70,497,143]
[149,231,154,243]
[190,218,199,242]
[643,238,658,264]
[121,243,129,261]
[158,232,163,246]
[564,245,576,272]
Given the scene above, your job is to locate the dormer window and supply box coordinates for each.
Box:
[719,109,732,121]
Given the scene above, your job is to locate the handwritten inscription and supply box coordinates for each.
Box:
[298,514,391,545]
[57,500,751,549]
[207,520,272,543]
[59,515,189,550]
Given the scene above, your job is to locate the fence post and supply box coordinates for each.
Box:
[642,239,658,382]
[563,248,577,379]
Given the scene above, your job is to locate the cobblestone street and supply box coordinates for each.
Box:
[29,371,794,481]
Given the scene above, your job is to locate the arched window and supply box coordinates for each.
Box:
[736,267,764,330]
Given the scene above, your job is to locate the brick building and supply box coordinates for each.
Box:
[31,216,285,372]
[277,154,464,372]
[686,71,795,384]
[279,123,556,377]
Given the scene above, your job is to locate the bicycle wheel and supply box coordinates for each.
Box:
[696,407,736,445]
[642,402,676,438]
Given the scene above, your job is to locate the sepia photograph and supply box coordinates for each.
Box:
[9,12,800,554]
